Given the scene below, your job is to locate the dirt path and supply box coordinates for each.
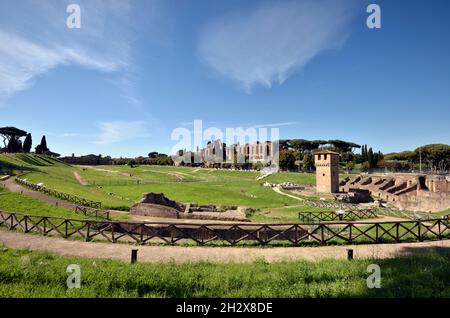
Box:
[272,186,304,201]
[1,229,449,263]
[0,176,128,216]
[81,166,136,178]
[73,172,89,186]
[1,176,79,210]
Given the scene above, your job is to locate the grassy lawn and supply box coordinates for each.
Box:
[0,247,449,297]
[250,205,334,223]
[0,186,94,219]
[19,162,324,209]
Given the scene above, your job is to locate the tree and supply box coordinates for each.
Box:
[361,161,370,172]
[35,136,49,154]
[128,159,136,168]
[23,133,32,153]
[279,150,297,171]
[327,140,361,153]
[0,126,27,152]
[414,144,450,170]
[40,136,48,152]
[346,161,355,173]
[301,152,314,171]
[308,140,328,151]
[361,144,368,162]
[368,147,375,168]
[7,137,22,152]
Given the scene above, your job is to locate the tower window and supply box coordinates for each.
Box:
[323,173,325,177]
[318,154,321,160]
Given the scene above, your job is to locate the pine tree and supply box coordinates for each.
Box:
[361,144,368,161]
[23,133,32,153]
[368,148,375,168]
[35,136,49,154]
[40,136,48,152]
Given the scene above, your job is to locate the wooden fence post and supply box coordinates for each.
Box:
[24,216,28,233]
[347,249,353,260]
[131,249,138,263]
[418,221,422,242]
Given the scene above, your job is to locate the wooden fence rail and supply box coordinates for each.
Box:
[15,177,102,209]
[74,206,110,220]
[299,210,378,223]
[1,211,449,247]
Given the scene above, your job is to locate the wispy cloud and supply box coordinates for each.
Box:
[62,132,94,138]
[252,122,297,128]
[95,121,149,145]
[0,0,135,99]
[198,0,356,92]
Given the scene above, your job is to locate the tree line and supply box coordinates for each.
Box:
[278,139,385,172]
[0,126,58,156]
[383,144,449,173]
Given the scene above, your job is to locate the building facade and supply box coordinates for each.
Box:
[174,140,276,166]
[314,150,339,193]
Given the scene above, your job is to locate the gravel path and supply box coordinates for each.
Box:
[73,172,89,186]
[1,176,78,210]
[1,229,449,263]
[0,176,128,216]
[272,186,304,201]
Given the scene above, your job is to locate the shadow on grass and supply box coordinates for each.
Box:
[360,246,450,297]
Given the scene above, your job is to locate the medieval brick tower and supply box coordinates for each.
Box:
[314,150,339,193]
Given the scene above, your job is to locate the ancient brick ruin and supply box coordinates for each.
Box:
[130,192,248,221]
[340,174,450,212]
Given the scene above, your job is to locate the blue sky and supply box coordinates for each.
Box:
[1,0,449,157]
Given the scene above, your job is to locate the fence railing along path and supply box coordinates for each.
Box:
[1,210,449,247]
[299,210,378,223]
[74,206,110,220]
[15,177,102,209]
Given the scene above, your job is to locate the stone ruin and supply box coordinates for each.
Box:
[340,173,450,212]
[130,192,249,221]
[130,193,185,218]
[262,182,304,190]
[334,188,373,204]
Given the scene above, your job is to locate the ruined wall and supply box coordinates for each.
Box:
[340,173,450,212]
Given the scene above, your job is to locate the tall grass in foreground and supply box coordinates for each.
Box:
[0,247,449,297]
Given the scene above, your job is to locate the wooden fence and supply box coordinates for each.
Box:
[15,177,102,209]
[1,211,449,246]
[299,210,378,223]
[74,206,110,220]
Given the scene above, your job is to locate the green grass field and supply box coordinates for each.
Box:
[0,186,99,220]
[1,154,335,214]
[0,247,449,297]
[2,154,448,223]
[22,165,319,209]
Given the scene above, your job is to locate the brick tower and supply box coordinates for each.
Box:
[314,150,339,193]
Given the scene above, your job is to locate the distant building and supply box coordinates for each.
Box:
[202,140,226,165]
[174,140,276,166]
[61,154,112,165]
[314,150,339,193]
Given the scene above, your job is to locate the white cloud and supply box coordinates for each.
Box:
[95,121,149,145]
[252,122,297,128]
[0,0,134,98]
[198,0,356,92]
[62,132,93,138]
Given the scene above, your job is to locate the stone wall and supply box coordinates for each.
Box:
[130,192,248,221]
[340,173,450,212]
